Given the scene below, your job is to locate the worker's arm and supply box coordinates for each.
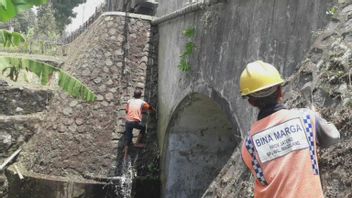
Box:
[315,112,340,148]
[143,102,156,112]
[126,103,129,113]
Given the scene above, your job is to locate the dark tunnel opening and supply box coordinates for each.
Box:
[163,93,240,197]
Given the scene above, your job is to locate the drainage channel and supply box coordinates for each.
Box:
[5,163,131,198]
[5,160,160,198]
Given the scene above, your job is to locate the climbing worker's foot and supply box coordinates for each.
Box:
[134,143,145,148]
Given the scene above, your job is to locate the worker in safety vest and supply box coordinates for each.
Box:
[240,60,340,198]
[124,89,155,160]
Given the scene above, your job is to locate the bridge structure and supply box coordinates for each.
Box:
[1,0,349,197]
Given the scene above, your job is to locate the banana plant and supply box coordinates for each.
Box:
[0,0,48,22]
[0,56,97,102]
[0,0,47,48]
[0,29,25,47]
[0,0,97,102]
[0,0,45,47]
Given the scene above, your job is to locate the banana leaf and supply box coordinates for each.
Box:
[0,56,96,102]
[0,29,26,47]
[0,0,48,22]
[0,0,16,22]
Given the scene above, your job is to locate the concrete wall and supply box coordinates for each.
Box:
[156,0,332,196]
[163,93,236,197]
[6,166,117,198]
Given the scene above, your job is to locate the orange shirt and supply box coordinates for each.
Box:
[125,98,152,122]
[242,109,323,198]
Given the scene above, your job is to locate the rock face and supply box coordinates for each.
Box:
[18,13,155,180]
[0,86,52,115]
[285,2,352,197]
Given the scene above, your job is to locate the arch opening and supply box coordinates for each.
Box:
[163,93,239,197]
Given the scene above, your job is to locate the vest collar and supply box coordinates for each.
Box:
[257,103,287,120]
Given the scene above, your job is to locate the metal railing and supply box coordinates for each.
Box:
[62,0,156,44]
[61,3,106,44]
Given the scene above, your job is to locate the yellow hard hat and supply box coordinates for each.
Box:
[240,60,284,96]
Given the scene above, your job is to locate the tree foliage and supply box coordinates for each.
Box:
[9,9,36,33]
[0,9,35,34]
[0,29,25,47]
[51,0,86,33]
[0,0,48,22]
[34,2,59,40]
[0,0,97,102]
[1,0,87,33]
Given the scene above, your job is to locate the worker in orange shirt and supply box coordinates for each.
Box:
[124,89,155,160]
[240,60,340,198]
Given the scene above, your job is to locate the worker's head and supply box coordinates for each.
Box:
[133,89,142,98]
[240,60,285,109]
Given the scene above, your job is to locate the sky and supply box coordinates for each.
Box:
[65,0,105,33]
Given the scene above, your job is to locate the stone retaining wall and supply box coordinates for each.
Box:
[18,13,155,181]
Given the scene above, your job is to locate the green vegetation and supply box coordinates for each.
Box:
[34,2,59,40]
[51,0,86,33]
[0,1,62,55]
[0,56,97,102]
[178,28,196,72]
[6,10,36,34]
[326,6,337,16]
[0,29,25,47]
[0,0,87,33]
[346,99,352,108]
[0,0,47,22]
[0,0,96,102]
[0,0,86,55]
[26,2,61,55]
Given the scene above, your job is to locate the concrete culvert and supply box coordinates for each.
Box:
[5,163,119,198]
[162,93,239,198]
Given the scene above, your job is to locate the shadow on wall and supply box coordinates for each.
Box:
[162,93,241,198]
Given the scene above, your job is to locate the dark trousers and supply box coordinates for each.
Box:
[124,121,145,146]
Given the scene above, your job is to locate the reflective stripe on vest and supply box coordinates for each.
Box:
[302,112,320,175]
[245,111,319,186]
[245,136,268,186]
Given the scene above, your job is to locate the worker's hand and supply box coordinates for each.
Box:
[309,104,322,117]
[310,104,317,112]
[152,107,157,112]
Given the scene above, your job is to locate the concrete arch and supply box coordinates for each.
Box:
[162,93,240,198]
